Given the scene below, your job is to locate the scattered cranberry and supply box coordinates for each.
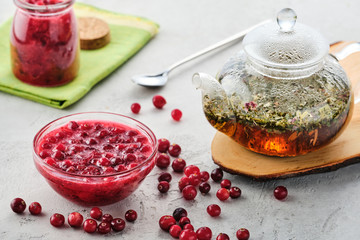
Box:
[169,224,182,238]
[216,188,230,201]
[274,186,288,200]
[102,213,113,223]
[152,95,167,109]
[182,185,197,200]
[90,207,103,220]
[168,144,181,157]
[125,209,137,222]
[196,227,212,240]
[68,212,83,228]
[200,171,210,182]
[178,176,191,191]
[216,233,230,240]
[207,204,221,217]
[183,224,194,231]
[230,187,242,199]
[171,109,183,121]
[83,219,97,233]
[158,172,172,182]
[172,158,187,172]
[28,202,42,215]
[184,165,200,177]
[156,153,171,168]
[220,179,231,189]
[10,198,26,213]
[158,138,170,153]
[159,215,176,231]
[199,182,211,194]
[179,217,191,228]
[173,207,188,221]
[98,222,111,234]
[111,218,126,232]
[179,229,198,240]
[211,168,223,182]
[189,173,201,186]
[236,228,250,240]
[131,103,141,114]
[50,213,65,227]
[158,181,170,193]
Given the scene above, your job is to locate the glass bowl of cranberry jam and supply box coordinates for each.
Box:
[33,112,157,206]
[11,0,79,87]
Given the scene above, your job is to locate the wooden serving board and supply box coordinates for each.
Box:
[211,41,360,180]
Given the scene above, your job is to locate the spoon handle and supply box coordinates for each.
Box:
[166,19,272,73]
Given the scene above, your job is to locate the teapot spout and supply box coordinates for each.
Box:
[192,73,236,136]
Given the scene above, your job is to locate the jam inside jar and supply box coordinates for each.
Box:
[10,0,80,87]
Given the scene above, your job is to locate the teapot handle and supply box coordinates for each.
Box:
[330,41,360,104]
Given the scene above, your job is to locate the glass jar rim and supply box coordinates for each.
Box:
[13,0,75,13]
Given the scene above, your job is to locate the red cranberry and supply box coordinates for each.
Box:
[158,172,172,182]
[196,227,212,240]
[184,165,200,177]
[207,204,221,217]
[200,171,210,182]
[171,109,183,121]
[179,229,197,240]
[156,153,170,168]
[125,209,137,222]
[29,202,42,215]
[216,188,230,201]
[173,207,188,221]
[158,181,170,193]
[158,138,170,153]
[211,168,223,182]
[182,185,197,200]
[188,173,201,186]
[230,187,242,199]
[10,198,26,213]
[68,121,79,130]
[102,213,113,223]
[179,217,191,228]
[168,144,181,157]
[236,228,250,240]
[178,176,191,191]
[220,179,231,189]
[216,233,230,240]
[90,207,103,220]
[131,103,141,114]
[83,219,97,233]
[199,182,211,194]
[153,95,167,109]
[159,215,176,231]
[169,224,182,238]
[50,213,65,227]
[98,222,111,234]
[183,224,194,231]
[111,218,126,232]
[172,158,187,172]
[68,212,83,228]
[274,186,288,200]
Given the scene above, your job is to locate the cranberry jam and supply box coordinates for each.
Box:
[10,0,79,87]
[33,113,157,205]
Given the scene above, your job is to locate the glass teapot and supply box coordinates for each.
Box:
[193,9,353,157]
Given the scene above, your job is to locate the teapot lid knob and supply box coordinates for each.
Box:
[277,8,297,32]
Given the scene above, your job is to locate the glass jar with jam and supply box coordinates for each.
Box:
[10,0,80,87]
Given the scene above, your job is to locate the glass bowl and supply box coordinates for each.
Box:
[33,112,157,206]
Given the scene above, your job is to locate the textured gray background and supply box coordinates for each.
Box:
[1,0,360,239]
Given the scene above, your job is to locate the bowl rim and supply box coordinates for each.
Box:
[33,112,158,178]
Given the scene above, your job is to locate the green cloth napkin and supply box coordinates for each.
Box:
[0,3,158,109]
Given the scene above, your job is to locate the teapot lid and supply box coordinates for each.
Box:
[243,8,329,69]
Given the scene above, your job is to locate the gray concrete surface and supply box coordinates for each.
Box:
[1,0,360,239]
